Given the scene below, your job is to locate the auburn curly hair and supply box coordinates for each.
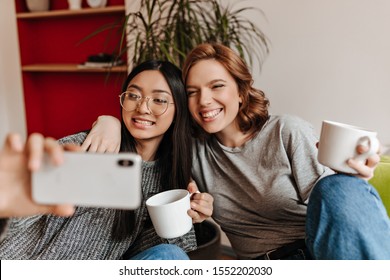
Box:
[182,43,270,138]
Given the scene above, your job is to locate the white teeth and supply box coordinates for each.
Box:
[201,109,221,118]
[134,119,153,125]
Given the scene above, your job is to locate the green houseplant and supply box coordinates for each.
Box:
[88,0,269,69]
[125,0,269,68]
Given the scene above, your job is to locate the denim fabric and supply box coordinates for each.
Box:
[129,244,190,260]
[306,174,390,259]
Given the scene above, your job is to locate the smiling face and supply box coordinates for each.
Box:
[186,59,242,139]
[122,70,175,148]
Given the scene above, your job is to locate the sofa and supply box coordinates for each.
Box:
[369,155,390,216]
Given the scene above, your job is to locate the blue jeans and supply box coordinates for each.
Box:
[129,244,190,260]
[306,174,390,259]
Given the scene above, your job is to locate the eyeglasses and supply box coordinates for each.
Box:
[119,91,174,116]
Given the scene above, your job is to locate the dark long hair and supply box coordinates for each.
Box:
[112,60,192,240]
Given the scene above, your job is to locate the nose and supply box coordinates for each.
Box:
[198,90,212,106]
[136,97,151,114]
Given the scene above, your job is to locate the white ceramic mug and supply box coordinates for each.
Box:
[146,189,192,239]
[317,120,379,174]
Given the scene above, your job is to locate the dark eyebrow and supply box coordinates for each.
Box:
[127,84,142,91]
[127,84,172,96]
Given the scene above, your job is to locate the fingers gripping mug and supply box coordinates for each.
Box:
[317,120,380,174]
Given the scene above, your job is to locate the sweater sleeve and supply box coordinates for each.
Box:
[281,116,334,203]
[58,132,88,146]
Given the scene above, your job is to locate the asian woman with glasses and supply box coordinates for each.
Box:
[0,60,213,260]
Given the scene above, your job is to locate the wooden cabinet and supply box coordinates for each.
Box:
[15,0,127,139]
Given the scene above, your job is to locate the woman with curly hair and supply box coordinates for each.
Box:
[85,43,390,260]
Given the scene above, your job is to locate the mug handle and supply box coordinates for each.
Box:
[190,191,201,199]
[354,135,380,162]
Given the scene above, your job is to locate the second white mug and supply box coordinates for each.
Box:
[317,120,379,174]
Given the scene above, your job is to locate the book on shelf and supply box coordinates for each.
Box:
[77,61,124,69]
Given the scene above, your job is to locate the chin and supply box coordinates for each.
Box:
[202,125,221,134]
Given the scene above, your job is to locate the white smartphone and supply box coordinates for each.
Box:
[32,152,142,209]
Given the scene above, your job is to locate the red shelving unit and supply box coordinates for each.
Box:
[15,0,127,139]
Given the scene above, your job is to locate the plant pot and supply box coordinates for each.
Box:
[26,0,50,12]
[188,220,221,260]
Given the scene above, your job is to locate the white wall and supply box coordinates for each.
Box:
[241,0,390,147]
[0,0,26,144]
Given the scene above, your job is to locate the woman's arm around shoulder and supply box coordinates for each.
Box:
[80,115,121,153]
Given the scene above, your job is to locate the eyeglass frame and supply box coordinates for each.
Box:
[119,91,175,116]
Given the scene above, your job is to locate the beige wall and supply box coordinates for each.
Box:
[245,0,390,148]
[0,0,26,144]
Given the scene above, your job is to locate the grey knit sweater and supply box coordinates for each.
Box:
[0,132,196,259]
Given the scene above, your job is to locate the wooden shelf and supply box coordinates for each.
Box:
[17,5,125,19]
[22,64,127,73]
